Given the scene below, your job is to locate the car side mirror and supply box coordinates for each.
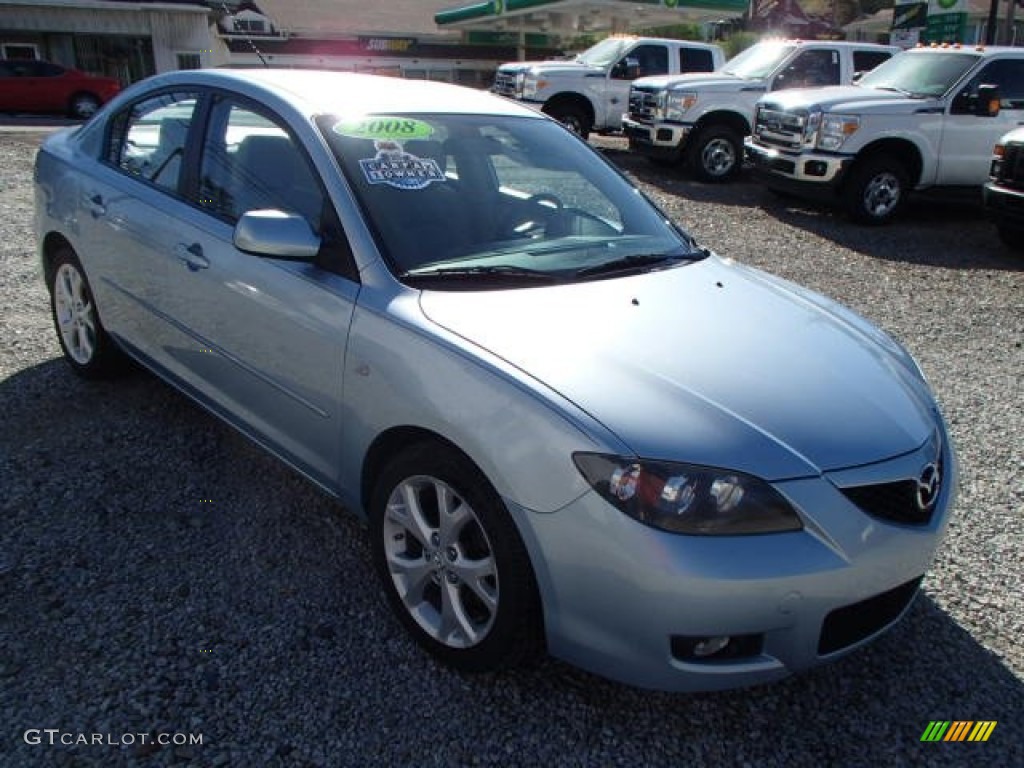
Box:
[975,84,1001,117]
[611,57,640,81]
[234,209,321,259]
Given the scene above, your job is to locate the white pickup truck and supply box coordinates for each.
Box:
[745,45,1024,223]
[622,40,898,182]
[492,36,724,139]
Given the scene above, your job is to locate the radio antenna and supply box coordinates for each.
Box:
[221,2,270,68]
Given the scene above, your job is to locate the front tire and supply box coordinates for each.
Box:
[844,154,908,225]
[69,92,101,120]
[370,442,542,672]
[543,102,591,140]
[690,125,742,182]
[49,247,123,378]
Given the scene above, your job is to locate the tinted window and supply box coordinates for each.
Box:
[853,50,892,74]
[965,59,1024,109]
[778,50,840,89]
[629,45,669,78]
[680,48,715,73]
[111,92,199,195]
[197,101,324,231]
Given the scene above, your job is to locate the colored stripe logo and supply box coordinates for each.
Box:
[920,721,997,742]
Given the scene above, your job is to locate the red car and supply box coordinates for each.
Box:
[0,59,120,119]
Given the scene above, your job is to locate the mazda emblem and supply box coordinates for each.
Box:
[916,462,941,512]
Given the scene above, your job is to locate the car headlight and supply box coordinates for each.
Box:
[573,453,803,535]
[522,74,546,99]
[659,90,697,122]
[816,113,859,151]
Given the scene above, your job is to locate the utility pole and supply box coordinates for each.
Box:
[986,0,999,43]
[1005,0,1017,44]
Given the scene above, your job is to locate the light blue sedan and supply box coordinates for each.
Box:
[34,69,956,691]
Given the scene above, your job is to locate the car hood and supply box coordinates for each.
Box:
[635,72,744,92]
[418,256,936,480]
[499,60,602,76]
[758,84,936,115]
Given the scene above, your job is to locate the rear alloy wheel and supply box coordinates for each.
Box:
[370,443,542,672]
[69,93,101,120]
[49,248,122,378]
[691,125,742,182]
[844,155,908,225]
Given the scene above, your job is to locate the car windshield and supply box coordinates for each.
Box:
[316,113,699,287]
[856,51,979,97]
[576,38,629,68]
[722,43,796,79]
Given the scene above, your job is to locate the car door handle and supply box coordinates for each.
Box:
[175,242,209,271]
[86,193,106,217]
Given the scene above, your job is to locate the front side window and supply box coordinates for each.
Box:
[111,92,198,194]
[621,45,669,79]
[962,59,1024,109]
[776,50,840,89]
[317,114,696,285]
[197,101,324,232]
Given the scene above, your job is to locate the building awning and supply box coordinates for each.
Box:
[435,0,749,34]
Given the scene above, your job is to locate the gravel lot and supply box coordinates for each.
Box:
[1,129,1021,767]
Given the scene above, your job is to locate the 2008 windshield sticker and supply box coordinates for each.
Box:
[333,118,434,141]
[358,140,445,190]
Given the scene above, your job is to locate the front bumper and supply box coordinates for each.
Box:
[507,430,956,692]
[622,116,691,159]
[745,139,853,196]
[983,181,1024,229]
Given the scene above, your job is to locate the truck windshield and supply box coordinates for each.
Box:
[315,113,698,287]
[722,43,796,79]
[576,38,629,68]
[857,51,979,97]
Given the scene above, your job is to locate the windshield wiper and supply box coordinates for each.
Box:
[575,251,702,279]
[872,85,915,97]
[401,264,561,282]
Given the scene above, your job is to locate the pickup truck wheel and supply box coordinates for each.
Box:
[544,103,590,140]
[844,155,908,225]
[690,125,742,183]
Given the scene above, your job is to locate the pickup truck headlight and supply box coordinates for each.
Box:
[515,72,527,98]
[658,90,697,122]
[816,114,860,151]
[573,453,803,535]
[522,74,548,99]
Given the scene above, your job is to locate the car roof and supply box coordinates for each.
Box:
[120,68,542,120]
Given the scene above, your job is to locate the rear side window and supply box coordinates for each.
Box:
[680,48,715,73]
[108,92,199,195]
[853,50,892,75]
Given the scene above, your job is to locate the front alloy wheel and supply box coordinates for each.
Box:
[845,155,908,224]
[370,443,542,671]
[691,126,742,182]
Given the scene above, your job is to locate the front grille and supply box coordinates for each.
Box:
[753,106,808,150]
[839,453,943,526]
[994,142,1024,190]
[628,86,659,123]
[818,576,922,655]
[493,72,517,97]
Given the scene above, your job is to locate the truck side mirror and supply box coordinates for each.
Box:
[976,84,1001,117]
[611,57,641,81]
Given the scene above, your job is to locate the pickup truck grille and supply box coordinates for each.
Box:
[493,72,517,97]
[753,106,809,150]
[993,141,1024,190]
[628,85,660,124]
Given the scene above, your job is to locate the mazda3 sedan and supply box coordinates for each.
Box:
[34,69,956,691]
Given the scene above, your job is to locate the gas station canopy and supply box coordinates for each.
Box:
[435,0,750,36]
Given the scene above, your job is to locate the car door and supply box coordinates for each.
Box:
[78,90,202,356]
[607,44,669,130]
[937,57,1024,185]
[153,96,358,486]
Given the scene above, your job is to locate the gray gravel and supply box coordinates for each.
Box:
[2,129,1022,767]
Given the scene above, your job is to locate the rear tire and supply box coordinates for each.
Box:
[49,247,123,378]
[690,125,742,182]
[843,154,908,225]
[369,442,543,672]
